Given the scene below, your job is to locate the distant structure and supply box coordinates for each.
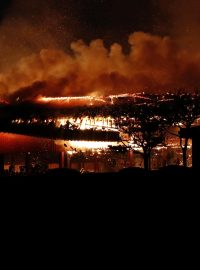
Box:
[180,126,200,169]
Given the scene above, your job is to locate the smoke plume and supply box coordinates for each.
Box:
[1,31,200,100]
[1,0,200,99]
[0,0,75,72]
[159,0,200,50]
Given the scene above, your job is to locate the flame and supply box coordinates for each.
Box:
[56,116,116,131]
[0,98,9,104]
[37,95,106,103]
[36,95,107,107]
[65,140,119,150]
[35,93,152,107]
[13,115,117,131]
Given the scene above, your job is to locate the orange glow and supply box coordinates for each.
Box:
[55,140,119,150]
[37,96,106,102]
[35,93,151,107]
[69,140,118,149]
[3,32,200,100]
[0,132,61,154]
[36,95,107,107]
[0,99,9,104]
[55,116,116,131]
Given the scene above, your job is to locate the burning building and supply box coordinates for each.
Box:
[0,94,133,174]
[0,92,196,174]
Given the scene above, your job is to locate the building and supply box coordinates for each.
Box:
[179,126,200,169]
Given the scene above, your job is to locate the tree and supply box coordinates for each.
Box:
[164,94,200,167]
[115,102,167,171]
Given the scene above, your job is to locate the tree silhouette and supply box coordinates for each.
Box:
[114,102,167,171]
[164,94,200,167]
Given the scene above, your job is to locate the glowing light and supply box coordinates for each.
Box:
[108,93,151,100]
[56,116,117,131]
[0,99,9,104]
[36,96,106,104]
[36,93,152,107]
[66,141,119,150]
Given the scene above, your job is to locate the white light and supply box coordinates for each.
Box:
[55,116,117,131]
[36,96,106,104]
[68,141,119,149]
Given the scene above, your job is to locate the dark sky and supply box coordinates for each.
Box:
[0,0,171,71]
[0,0,199,70]
[0,1,12,20]
[0,0,169,39]
[0,0,168,49]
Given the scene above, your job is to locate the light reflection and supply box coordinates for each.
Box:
[56,140,119,150]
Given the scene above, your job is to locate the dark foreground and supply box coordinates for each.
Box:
[0,166,198,183]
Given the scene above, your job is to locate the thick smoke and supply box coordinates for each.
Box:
[160,0,200,50]
[0,0,75,72]
[1,31,200,100]
[1,0,200,99]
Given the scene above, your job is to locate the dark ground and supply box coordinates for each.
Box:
[1,166,197,211]
[0,166,198,183]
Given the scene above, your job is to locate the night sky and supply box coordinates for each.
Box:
[0,0,200,96]
[0,0,199,66]
[0,0,167,40]
[0,0,177,63]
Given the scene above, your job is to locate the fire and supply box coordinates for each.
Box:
[0,98,9,104]
[35,93,152,107]
[56,116,117,131]
[37,96,106,102]
[63,140,119,150]
[13,115,117,131]
[36,95,107,107]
